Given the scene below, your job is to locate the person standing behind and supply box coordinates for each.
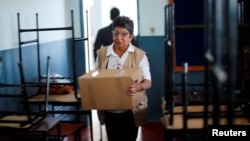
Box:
[95,16,152,141]
[93,7,120,59]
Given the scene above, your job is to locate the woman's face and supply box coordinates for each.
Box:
[112,27,133,50]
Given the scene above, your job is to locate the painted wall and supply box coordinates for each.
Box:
[1,0,69,50]
[0,0,85,83]
[138,0,166,36]
[137,0,167,121]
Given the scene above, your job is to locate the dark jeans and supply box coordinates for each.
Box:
[104,110,139,141]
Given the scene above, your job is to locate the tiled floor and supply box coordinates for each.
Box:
[64,110,165,141]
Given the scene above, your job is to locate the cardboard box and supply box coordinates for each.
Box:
[78,69,145,110]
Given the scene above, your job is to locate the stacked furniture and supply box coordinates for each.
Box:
[17,10,93,141]
[162,0,250,140]
[0,56,61,141]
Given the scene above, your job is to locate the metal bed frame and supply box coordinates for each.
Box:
[162,0,250,140]
[0,56,62,141]
[17,10,93,141]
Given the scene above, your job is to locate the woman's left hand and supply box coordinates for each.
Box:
[126,79,141,95]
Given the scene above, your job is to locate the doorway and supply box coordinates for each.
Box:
[82,0,138,71]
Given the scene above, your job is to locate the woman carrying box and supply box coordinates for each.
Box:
[95,15,152,141]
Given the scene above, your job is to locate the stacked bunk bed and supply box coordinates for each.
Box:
[15,10,92,141]
[162,0,250,140]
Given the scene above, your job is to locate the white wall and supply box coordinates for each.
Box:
[0,0,80,51]
[138,0,167,36]
[0,0,167,51]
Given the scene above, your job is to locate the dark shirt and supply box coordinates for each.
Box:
[93,24,113,59]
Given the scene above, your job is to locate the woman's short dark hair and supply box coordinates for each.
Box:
[112,16,134,34]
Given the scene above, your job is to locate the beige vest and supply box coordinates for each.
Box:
[96,46,148,126]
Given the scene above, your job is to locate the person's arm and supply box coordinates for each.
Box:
[126,78,151,95]
[138,79,151,91]
[126,55,152,95]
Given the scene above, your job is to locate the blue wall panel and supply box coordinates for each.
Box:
[175,29,204,66]
[0,39,86,84]
[138,36,165,121]
[0,48,20,83]
[174,0,205,68]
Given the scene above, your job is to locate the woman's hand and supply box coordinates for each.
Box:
[126,79,142,95]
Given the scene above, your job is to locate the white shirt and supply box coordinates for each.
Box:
[95,43,151,81]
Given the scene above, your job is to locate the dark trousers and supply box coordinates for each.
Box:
[104,110,139,141]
